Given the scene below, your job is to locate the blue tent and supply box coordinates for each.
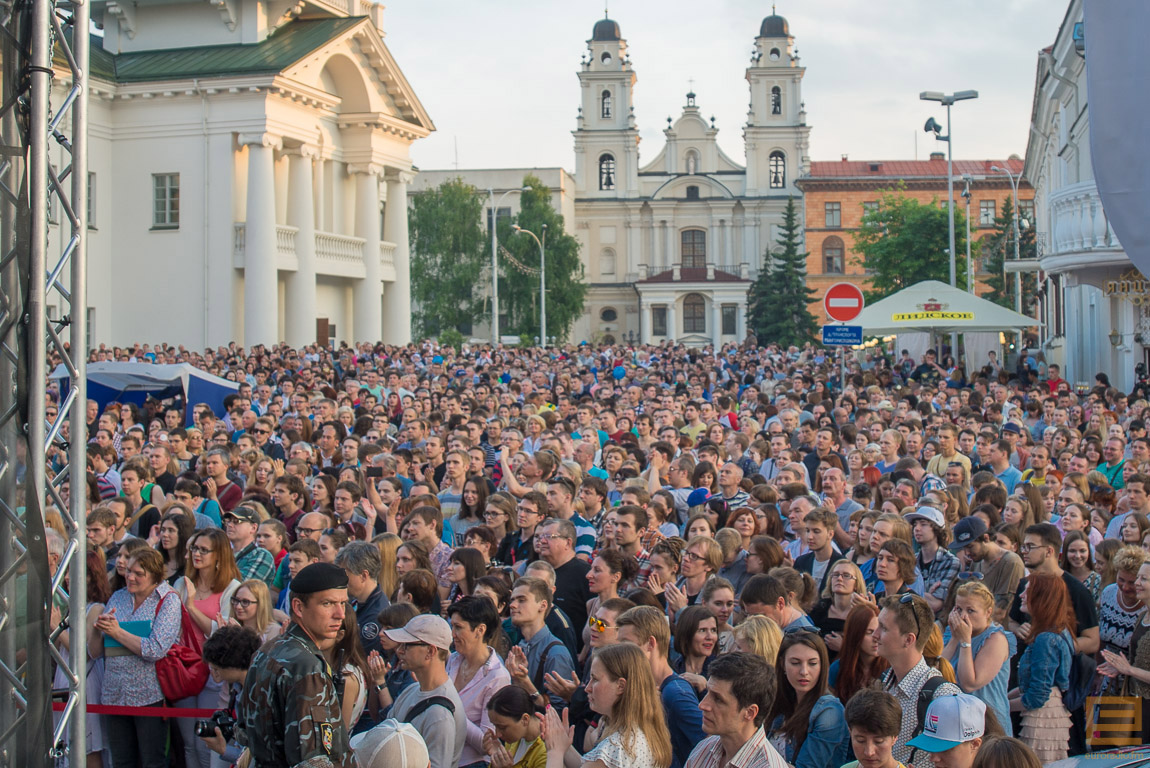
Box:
[50,362,240,426]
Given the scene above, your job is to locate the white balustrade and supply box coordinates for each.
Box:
[1048,180,1119,257]
[233,223,399,281]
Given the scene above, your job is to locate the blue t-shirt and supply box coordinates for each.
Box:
[661,673,705,768]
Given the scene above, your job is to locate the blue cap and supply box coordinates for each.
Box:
[432,355,443,364]
[687,488,713,508]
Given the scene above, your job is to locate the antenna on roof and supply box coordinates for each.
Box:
[604,4,609,18]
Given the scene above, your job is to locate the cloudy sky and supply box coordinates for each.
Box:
[382,1,1071,173]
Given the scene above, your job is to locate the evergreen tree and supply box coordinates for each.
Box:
[748,197,819,347]
[499,175,587,341]
[980,195,1037,314]
[853,184,969,302]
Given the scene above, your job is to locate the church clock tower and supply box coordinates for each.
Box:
[573,16,640,198]
[744,12,811,196]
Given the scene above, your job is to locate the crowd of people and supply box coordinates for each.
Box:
[47,337,1150,768]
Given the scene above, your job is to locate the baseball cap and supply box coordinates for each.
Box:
[223,506,260,525]
[1001,422,1022,435]
[382,614,453,650]
[687,488,713,508]
[904,506,944,527]
[948,516,988,552]
[906,694,986,753]
[350,719,429,768]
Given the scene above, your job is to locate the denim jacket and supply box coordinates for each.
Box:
[770,694,849,768]
[1018,629,1072,711]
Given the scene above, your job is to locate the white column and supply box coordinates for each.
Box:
[744,218,756,264]
[285,145,318,347]
[712,299,722,348]
[723,220,733,268]
[664,221,674,269]
[240,132,282,348]
[643,302,652,344]
[352,165,383,343]
[737,302,747,341]
[655,220,665,272]
[383,170,414,345]
[625,219,640,279]
[667,301,677,342]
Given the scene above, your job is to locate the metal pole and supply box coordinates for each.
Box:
[965,192,973,293]
[945,102,958,360]
[489,189,498,344]
[540,223,547,344]
[1010,174,1022,314]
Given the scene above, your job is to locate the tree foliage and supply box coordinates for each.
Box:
[979,195,1038,314]
[852,185,969,302]
[498,175,587,342]
[409,178,489,338]
[747,197,819,347]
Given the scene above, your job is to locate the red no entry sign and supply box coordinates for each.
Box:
[823,282,865,323]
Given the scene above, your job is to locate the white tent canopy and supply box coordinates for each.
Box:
[854,280,1035,335]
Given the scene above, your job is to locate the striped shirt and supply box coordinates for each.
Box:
[685,724,789,768]
[882,658,961,768]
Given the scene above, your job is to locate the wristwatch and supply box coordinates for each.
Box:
[959,642,972,649]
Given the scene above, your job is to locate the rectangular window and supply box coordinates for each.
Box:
[825,202,841,228]
[683,298,705,334]
[486,206,511,233]
[681,229,706,269]
[979,200,996,226]
[652,307,667,337]
[721,305,737,335]
[1018,199,1035,226]
[862,201,878,217]
[152,173,180,229]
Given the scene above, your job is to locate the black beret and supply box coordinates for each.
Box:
[291,562,348,595]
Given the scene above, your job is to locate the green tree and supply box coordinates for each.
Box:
[852,185,969,302]
[980,195,1037,314]
[747,197,819,347]
[498,175,587,341]
[408,178,490,338]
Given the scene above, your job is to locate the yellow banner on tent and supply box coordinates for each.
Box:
[891,310,975,322]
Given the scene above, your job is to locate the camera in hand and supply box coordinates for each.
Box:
[195,709,237,742]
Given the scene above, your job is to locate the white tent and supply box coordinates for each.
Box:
[853,280,1036,335]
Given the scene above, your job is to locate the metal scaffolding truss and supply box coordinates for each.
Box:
[0,0,87,763]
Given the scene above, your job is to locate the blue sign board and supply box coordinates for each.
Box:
[822,324,863,346]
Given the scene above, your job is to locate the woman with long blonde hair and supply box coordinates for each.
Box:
[229,579,281,644]
[541,642,672,768]
[374,532,402,599]
[731,614,783,665]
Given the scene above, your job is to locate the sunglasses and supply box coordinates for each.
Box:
[957,571,984,581]
[588,616,612,633]
[899,593,924,639]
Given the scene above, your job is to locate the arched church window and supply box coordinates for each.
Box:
[600,248,616,276]
[771,86,782,115]
[683,294,706,334]
[769,151,786,189]
[681,229,706,269]
[601,90,612,118]
[823,236,845,274]
[599,154,616,190]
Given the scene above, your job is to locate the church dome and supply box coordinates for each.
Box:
[759,14,789,37]
[592,18,621,41]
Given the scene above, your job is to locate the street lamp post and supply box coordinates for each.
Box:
[922,89,978,358]
[487,186,528,344]
[961,175,973,293]
[513,223,547,344]
[990,164,1025,314]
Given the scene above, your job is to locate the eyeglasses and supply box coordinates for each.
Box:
[957,571,984,581]
[899,593,924,639]
[588,616,613,633]
[399,641,428,651]
[295,526,324,537]
[483,510,506,520]
[189,545,214,556]
[830,572,856,581]
[682,551,704,563]
[252,428,271,435]
[230,597,257,608]
[534,533,569,541]
[1019,543,1044,553]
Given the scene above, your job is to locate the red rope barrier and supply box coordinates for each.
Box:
[52,702,217,718]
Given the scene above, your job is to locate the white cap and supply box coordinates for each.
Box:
[351,719,429,768]
[907,694,987,753]
[904,506,945,528]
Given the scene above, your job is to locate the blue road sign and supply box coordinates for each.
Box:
[822,324,863,346]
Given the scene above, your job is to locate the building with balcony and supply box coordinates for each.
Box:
[49,0,433,348]
[795,156,1033,319]
[1023,0,1145,390]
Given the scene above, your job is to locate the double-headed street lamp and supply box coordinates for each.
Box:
[922,89,978,356]
[487,186,529,344]
[512,223,547,345]
[990,164,1027,314]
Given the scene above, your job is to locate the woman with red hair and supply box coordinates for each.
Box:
[827,603,888,706]
[1009,572,1075,763]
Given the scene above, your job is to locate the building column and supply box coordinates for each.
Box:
[712,299,722,348]
[666,300,677,342]
[285,145,318,347]
[664,221,674,269]
[352,165,384,343]
[642,302,652,344]
[723,220,733,269]
[655,220,665,271]
[737,302,747,341]
[240,132,282,348]
[383,169,414,345]
[625,219,640,279]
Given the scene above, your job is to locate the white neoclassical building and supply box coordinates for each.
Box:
[1024,0,1147,390]
[48,0,432,348]
[421,13,811,347]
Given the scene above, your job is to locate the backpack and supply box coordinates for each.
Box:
[906,675,946,765]
[1060,630,1096,712]
[402,696,456,722]
[153,592,209,701]
[532,641,565,697]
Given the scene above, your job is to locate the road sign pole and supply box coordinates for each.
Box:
[841,343,846,392]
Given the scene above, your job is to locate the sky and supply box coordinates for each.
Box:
[381,0,1071,173]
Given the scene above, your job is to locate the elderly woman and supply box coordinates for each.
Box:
[96,547,182,768]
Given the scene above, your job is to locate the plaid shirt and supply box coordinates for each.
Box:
[883,658,961,768]
[234,542,276,584]
[917,546,961,607]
